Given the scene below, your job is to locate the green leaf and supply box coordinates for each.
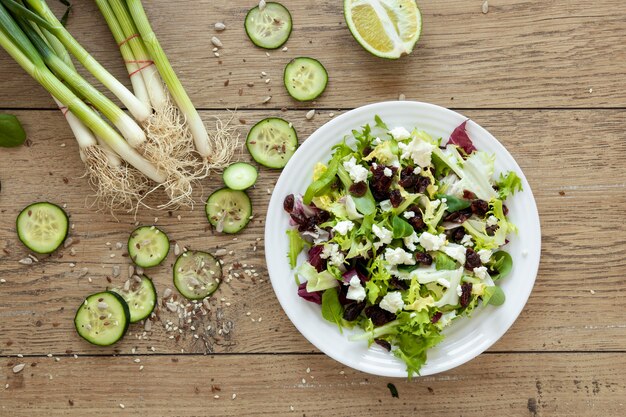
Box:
[431,152,450,178]
[490,251,512,281]
[436,194,471,212]
[365,280,380,304]
[0,114,26,148]
[321,288,343,332]
[392,215,413,238]
[374,115,388,130]
[496,171,523,199]
[303,153,340,204]
[337,165,376,215]
[483,285,506,306]
[286,229,306,269]
[433,252,457,270]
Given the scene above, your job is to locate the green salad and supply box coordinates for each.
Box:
[283,116,522,377]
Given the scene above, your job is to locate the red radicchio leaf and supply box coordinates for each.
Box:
[341,268,368,285]
[308,246,327,272]
[297,282,323,304]
[448,120,477,154]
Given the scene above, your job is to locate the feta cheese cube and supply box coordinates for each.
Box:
[418,232,447,251]
[384,247,416,266]
[346,276,366,302]
[342,157,368,183]
[389,127,411,140]
[473,266,488,279]
[373,224,393,249]
[477,249,492,264]
[333,220,354,236]
[383,167,393,177]
[403,211,415,219]
[379,291,405,313]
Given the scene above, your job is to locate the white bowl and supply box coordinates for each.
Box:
[264,101,540,377]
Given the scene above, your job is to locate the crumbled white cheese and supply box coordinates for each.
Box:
[333,220,354,235]
[473,266,488,280]
[413,167,422,175]
[379,200,393,212]
[373,137,382,145]
[343,157,368,183]
[379,291,405,313]
[321,243,344,267]
[477,249,492,264]
[398,137,434,168]
[403,211,415,219]
[456,285,463,297]
[372,224,393,249]
[418,232,447,251]
[404,232,419,251]
[346,276,366,302]
[431,199,441,209]
[486,215,499,227]
[383,167,393,177]
[372,162,378,169]
[460,234,474,247]
[437,278,451,288]
[442,243,466,264]
[438,311,456,327]
[384,247,416,266]
[389,126,411,140]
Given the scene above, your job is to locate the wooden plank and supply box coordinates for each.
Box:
[1,1,626,109]
[0,109,625,357]
[1,353,624,416]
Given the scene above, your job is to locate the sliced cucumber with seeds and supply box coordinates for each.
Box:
[74,291,130,346]
[246,118,297,169]
[284,57,328,101]
[223,162,258,190]
[111,275,157,323]
[244,2,292,49]
[16,202,68,254]
[128,226,170,268]
[205,188,252,234]
[174,250,222,300]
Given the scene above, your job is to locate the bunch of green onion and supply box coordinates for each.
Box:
[0,0,237,211]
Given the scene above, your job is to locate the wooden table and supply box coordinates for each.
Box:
[1,1,625,415]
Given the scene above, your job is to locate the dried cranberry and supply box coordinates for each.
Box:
[338,284,350,305]
[365,306,396,326]
[460,283,473,308]
[414,251,433,265]
[349,181,367,197]
[470,199,489,216]
[389,190,404,208]
[399,167,418,190]
[431,311,442,323]
[389,277,409,291]
[464,248,482,270]
[486,224,499,236]
[416,175,431,193]
[370,165,396,201]
[283,194,295,213]
[343,301,366,321]
[445,227,466,243]
[374,339,392,351]
[408,209,426,231]
[463,190,477,200]
[444,207,472,223]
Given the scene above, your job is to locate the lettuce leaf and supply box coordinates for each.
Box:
[286,229,307,269]
[496,171,523,199]
[321,288,344,331]
[296,262,339,292]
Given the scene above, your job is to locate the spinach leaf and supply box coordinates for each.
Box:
[436,194,471,212]
[392,215,413,238]
[321,288,343,332]
[433,252,457,270]
[286,229,306,269]
[483,285,506,306]
[490,251,512,281]
[0,114,26,148]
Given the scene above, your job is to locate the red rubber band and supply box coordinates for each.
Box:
[58,106,69,116]
[129,62,154,78]
[125,60,153,64]
[118,33,139,47]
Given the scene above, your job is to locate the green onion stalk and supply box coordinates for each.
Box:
[0,5,165,211]
[126,0,238,170]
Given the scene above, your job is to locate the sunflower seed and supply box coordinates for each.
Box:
[123,280,131,292]
[259,0,266,11]
[112,265,121,277]
[12,364,25,373]
[135,266,144,276]
[262,96,272,104]
[28,254,39,262]
[482,0,489,14]
[211,36,223,48]
[128,265,135,278]
[133,275,142,284]
[305,109,316,120]
[215,22,226,31]
[18,257,33,265]
[214,248,227,256]
[174,243,181,256]
[144,320,152,331]
[398,93,406,101]
[63,237,74,248]
[166,302,178,313]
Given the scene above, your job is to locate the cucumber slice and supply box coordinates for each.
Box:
[74,291,130,346]
[111,275,157,323]
[246,118,298,169]
[284,57,328,101]
[128,226,170,268]
[16,202,68,254]
[244,2,292,49]
[205,188,252,234]
[223,162,258,190]
[173,251,222,300]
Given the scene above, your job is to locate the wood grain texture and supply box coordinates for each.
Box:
[0,109,624,357]
[1,0,626,109]
[1,353,625,416]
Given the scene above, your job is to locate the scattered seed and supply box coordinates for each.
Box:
[135,266,144,276]
[282,46,288,52]
[590,289,596,295]
[290,406,295,412]
[163,288,172,298]
[134,358,141,363]
[55,357,60,362]
[481,0,489,13]
[78,267,89,278]
[174,243,181,256]
[139,365,144,371]
[265,78,271,84]
[329,112,335,118]
[0,279,5,283]
[211,36,223,48]
[128,265,135,278]
[305,109,316,120]
[259,0,266,10]
[70,248,76,256]
[232,393,237,400]
[215,22,226,31]
[262,96,272,104]
[306,367,311,373]
[69,262,76,268]
[247,82,255,87]
[398,93,406,101]
[110,254,116,258]
[214,395,220,399]
[166,302,178,313]
[63,237,74,248]
[301,378,306,384]
[215,248,227,256]
[18,257,33,265]
[12,363,25,373]
[4,384,8,389]
[261,71,267,77]
[589,88,593,93]
[214,52,220,58]
[123,280,131,292]
[119,404,125,409]
[112,265,121,278]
